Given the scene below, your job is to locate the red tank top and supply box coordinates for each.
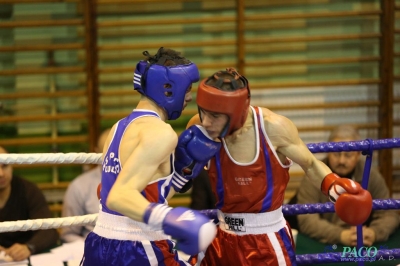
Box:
[208,106,292,213]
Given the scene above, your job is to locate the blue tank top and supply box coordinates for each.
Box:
[100,109,173,215]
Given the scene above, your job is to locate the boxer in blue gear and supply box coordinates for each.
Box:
[81,47,217,266]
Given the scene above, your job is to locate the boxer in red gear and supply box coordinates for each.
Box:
[186,68,372,266]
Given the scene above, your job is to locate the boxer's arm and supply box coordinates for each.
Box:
[267,112,372,225]
[107,123,177,222]
[267,112,331,187]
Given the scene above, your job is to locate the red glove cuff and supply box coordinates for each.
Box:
[321,173,340,196]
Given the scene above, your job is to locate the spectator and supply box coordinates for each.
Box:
[297,125,400,246]
[0,146,59,261]
[61,128,111,243]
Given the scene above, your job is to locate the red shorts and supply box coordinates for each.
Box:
[198,223,296,266]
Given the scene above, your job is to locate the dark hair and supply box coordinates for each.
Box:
[205,68,246,92]
[143,47,191,67]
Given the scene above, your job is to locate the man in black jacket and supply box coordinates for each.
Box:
[0,146,59,261]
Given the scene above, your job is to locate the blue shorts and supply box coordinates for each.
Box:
[82,232,191,266]
[81,211,192,266]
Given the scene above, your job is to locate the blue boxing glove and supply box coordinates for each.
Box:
[172,125,221,192]
[143,203,217,255]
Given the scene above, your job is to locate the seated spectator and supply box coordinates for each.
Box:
[61,128,110,243]
[296,125,399,246]
[0,146,59,261]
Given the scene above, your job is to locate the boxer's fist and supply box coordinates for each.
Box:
[321,173,373,225]
[172,125,221,192]
[143,203,217,255]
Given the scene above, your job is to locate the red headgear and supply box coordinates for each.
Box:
[196,68,250,137]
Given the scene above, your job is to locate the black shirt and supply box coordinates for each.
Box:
[0,176,59,253]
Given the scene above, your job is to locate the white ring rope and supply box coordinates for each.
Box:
[0,214,98,233]
[0,152,102,233]
[0,153,102,165]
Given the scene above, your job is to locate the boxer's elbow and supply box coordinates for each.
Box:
[106,186,123,212]
[106,186,147,221]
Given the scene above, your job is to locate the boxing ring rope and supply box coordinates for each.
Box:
[2,138,399,166]
[0,214,98,233]
[0,152,102,165]
[0,138,400,265]
[0,199,398,231]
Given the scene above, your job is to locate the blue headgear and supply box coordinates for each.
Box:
[133,49,200,120]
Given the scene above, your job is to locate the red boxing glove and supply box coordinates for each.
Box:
[321,173,373,226]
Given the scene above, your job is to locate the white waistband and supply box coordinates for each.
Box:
[218,207,286,235]
[93,210,170,241]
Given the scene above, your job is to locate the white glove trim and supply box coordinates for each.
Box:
[194,125,213,140]
[147,204,172,231]
[172,171,188,189]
